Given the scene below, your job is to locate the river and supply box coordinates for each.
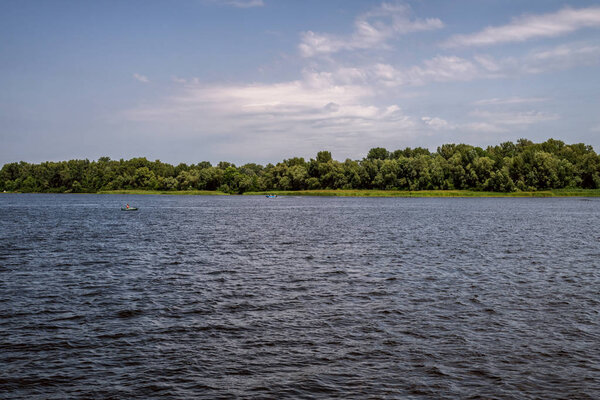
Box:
[1,194,599,399]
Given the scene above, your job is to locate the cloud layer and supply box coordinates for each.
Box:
[133,73,149,83]
[373,42,600,86]
[207,0,264,8]
[226,0,264,8]
[127,69,421,158]
[299,3,443,57]
[443,6,600,47]
[124,3,600,160]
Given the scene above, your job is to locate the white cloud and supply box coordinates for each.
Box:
[372,42,600,87]
[472,55,503,74]
[125,70,421,159]
[421,116,452,130]
[133,73,149,83]
[463,122,507,133]
[227,0,264,8]
[471,43,600,76]
[130,71,376,122]
[123,5,599,161]
[299,2,443,57]
[408,56,480,84]
[372,63,402,86]
[443,6,600,48]
[470,110,559,125]
[209,0,264,8]
[479,42,600,75]
[382,55,513,87]
[171,76,187,84]
[524,43,600,72]
[473,97,548,106]
[374,56,483,86]
[467,110,558,129]
[461,110,559,134]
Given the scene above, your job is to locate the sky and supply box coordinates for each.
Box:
[1,0,600,165]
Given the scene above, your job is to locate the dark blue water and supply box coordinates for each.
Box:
[1,194,599,399]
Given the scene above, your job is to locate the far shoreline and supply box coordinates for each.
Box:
[3,189,600,197]
[244,189,600,197]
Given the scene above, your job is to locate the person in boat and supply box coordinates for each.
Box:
[126,204,129,209]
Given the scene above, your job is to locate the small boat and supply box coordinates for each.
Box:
[265,195,277,198]
[121,207,138,211]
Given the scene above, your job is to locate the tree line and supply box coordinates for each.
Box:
[1,139,599,193]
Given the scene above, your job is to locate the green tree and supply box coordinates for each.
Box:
[316,151,332,164]
[288,165,308,190]
[134,167,156,189]
[366,147,389,160]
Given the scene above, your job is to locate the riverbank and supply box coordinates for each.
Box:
[4,189,600,197]
[244,189,600,197]
[96,189,228,195]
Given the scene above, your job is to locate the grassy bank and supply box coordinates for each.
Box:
[244,189,600,197]
[5,189,600,197]
[96,189,227,195]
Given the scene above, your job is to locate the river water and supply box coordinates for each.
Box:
[1,194,599,399]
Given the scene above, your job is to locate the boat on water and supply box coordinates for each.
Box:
[265,195,277,198]
[121,207,138,211]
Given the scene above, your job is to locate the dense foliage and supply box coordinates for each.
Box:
[2,139,600,193]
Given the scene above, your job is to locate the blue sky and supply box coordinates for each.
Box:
[2,0,600,165]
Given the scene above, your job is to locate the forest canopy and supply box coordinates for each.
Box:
[2,139,599,194]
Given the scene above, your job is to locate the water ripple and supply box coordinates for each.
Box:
[1,194,599,399]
